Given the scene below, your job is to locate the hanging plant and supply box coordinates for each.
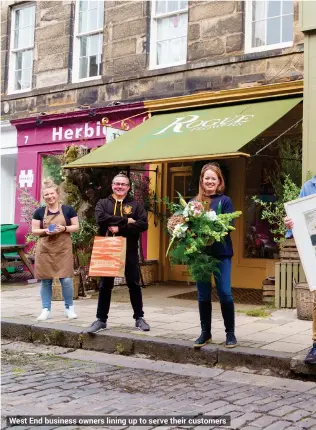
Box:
[18,188,41,256]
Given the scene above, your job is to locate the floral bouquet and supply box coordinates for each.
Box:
[166,193,242,282]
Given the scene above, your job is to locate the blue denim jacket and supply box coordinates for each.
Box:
[286,176,316,238]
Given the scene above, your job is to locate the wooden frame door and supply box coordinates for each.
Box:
[167,166,194,282]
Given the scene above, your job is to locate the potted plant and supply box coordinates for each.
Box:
[252,175,312,315]
[18,187,41,258]
[252,175,301,258]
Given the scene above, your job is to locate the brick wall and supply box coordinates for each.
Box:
[1,0,304,119]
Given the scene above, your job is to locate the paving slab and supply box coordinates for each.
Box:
[1,282,316,378]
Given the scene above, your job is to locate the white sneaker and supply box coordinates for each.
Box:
[65,306,78,319]
[37,308,51,321]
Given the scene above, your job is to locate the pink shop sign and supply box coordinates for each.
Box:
[17,120,118,147]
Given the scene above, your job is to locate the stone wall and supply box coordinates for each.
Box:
[1,0,304,119]
[34,0,72,88]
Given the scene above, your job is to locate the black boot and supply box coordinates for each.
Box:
[194,301,212,348]
[220,301,237,348]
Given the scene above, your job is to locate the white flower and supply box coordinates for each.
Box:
[173,223,188,238]
[183,206,189,218]
[206,210,217,221]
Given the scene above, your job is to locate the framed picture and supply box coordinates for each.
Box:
[285,194,316,291]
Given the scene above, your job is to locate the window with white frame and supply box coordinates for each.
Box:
[150,0,188,69]
[245,1,294,53]
[73,0,104,82]
[8,4,35,93]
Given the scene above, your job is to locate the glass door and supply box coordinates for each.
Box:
[168,167,195,282]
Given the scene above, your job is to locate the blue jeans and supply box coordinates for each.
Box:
[196,258,233,304]
[40,278,73,310]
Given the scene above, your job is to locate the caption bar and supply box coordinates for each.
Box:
[7,415,231,427]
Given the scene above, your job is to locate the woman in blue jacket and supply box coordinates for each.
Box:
[194,163,237,349]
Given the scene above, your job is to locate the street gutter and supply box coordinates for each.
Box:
[2,318,316,381]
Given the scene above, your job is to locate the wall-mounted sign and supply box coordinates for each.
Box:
[19,169,34,188]
[17,121,124,147]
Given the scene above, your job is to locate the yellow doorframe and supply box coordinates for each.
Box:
[167,166,193,282]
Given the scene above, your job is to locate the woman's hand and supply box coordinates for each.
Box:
[284,216,294,229]
[45,225,66,235]
[55,224,66,233]
[45,229,57,236]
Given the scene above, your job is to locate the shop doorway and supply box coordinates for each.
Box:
[167,166,195,282]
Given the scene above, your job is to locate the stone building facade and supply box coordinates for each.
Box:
[1,0,304,119]
[1,0,308,290]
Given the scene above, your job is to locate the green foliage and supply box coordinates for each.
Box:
[167,196,242,282]
[252,175,300,243]
[18,188,41,256]
[269,138,302,196]
[236,307,273,318]
[71,218,98,251]
[306,170,314,181]
[42,155,63,185]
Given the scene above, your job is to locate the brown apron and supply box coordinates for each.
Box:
[35,204,74,280]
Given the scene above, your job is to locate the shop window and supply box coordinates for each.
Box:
[243,134,302,260]
[41,154,63,203]
[245,0,294,53]
[73,0,104,82]
[8,4,36,93]
[150,0,188,69]
[244,159,279,259]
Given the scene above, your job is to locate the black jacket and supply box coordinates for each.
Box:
[95,195,148,251]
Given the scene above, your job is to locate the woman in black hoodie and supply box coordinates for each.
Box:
[86,173,150,334]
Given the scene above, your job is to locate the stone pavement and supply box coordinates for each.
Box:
[2,340,316,430]
[1,282,313,355]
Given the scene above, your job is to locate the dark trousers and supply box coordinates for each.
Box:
[96,252,144,322]
[196,258,235,333]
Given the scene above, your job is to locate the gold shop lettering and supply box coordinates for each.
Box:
[154,114,255,135]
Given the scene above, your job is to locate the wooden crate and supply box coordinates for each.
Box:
[279,239,300,261]
[275,261,306,308]
[263,283,275,304]
[262,278,275,304]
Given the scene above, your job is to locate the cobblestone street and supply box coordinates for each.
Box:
[2,341,316,430]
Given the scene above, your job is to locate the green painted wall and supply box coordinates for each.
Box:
[300,2,316,179]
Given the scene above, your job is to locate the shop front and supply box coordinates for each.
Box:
[11,103,148,244]
[64,82,305,290]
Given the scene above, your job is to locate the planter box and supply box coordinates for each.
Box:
[52,274,80,301]
[140,260,159,285]
[275,261,306,308]
[294,282,314,321]
[279,238,300,261]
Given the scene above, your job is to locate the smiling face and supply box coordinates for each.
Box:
[202,168,221,196]
[43,187,59,206]
[112,175,130,199]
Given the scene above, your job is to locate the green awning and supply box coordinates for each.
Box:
[65,97,302,168]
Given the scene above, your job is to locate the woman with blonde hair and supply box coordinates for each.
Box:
[194,163,237,349]
[32,178,79,321]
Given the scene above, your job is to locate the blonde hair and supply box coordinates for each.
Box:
[195,163,225,203]
[41,177,59,196]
